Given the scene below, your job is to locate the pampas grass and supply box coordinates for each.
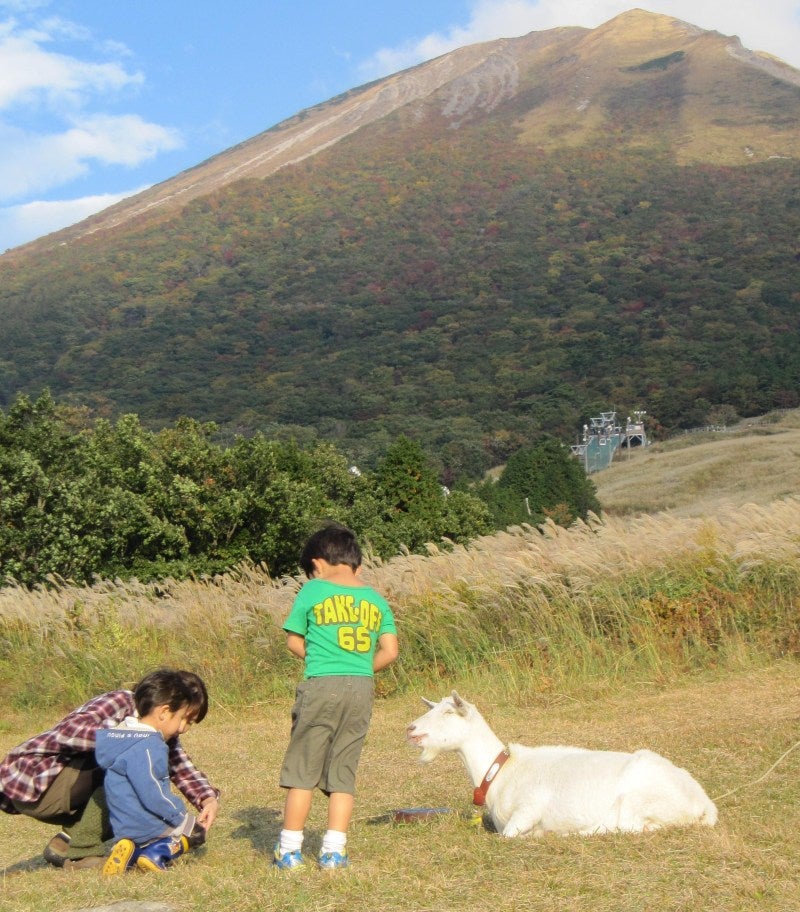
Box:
[2,495,800,712]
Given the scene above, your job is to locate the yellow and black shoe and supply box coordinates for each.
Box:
[102,838,136,876]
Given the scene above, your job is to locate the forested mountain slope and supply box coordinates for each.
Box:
[1,9,799,480]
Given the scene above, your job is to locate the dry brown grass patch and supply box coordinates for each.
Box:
[3,663,800,912]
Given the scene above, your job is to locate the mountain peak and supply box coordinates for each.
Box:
[5,8,800,258]
[575,7,706,59]
[599,7,700,33]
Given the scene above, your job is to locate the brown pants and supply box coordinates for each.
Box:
[12,755,104,826]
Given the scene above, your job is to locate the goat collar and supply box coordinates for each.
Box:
[473,748,510,807]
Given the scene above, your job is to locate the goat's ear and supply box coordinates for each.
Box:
[421,697,436,708]
[451,691,468,714]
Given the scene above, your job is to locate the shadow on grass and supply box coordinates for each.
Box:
[230,806,282,851]
[230,804,397,857]
[1,854,48,876]
[363,806,496,831]
[230,806,295,854]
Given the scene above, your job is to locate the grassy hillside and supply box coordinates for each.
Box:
[594,409,800,516]
[2,436,799,710]
[2,665,799,911]
[2,405,800,910]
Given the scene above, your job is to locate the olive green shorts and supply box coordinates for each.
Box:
[279,675,374,795]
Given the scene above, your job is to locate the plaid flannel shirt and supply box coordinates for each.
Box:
[0,689,219,815]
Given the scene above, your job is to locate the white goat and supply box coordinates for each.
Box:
[406,691,718,838]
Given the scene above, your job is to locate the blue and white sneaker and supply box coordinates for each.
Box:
[318,850,349,869]
[272,845,307,871]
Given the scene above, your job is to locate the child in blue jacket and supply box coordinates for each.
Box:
[96,669,203,874]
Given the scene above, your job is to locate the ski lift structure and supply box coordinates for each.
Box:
[570,410,648,474]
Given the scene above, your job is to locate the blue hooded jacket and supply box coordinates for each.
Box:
[96,717,187,843]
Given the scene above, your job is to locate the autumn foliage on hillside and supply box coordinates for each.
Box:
[2,16,800,479]
[2,137,798,479]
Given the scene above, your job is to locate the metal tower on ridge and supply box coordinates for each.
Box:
[571,409,649,474]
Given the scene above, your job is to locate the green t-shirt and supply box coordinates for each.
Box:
[282,578,397,678]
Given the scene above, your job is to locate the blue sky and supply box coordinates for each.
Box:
[2,0,800,252]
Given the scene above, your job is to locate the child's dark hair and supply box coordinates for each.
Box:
[178,670,209,723]
[134,668,207,722]
[300,523,362,576]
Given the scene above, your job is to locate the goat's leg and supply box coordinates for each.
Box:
[499,809,536,838]
[608,792,663,833]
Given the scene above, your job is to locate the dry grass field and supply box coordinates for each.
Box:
[1,662,799,912]
[1,408,800,911]
[593,409,800,517]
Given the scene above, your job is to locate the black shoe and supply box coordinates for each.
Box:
[44,832,104,870]
[43,833,70,868]
[186,822,207,849]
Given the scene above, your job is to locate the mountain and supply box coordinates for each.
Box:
[2,9,800,481]
[7,9,800,257]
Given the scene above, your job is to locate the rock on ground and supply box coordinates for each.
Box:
[75,902,175,912]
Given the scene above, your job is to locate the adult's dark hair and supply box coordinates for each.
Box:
[300,523,362,577]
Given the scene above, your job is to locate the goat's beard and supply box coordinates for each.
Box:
[419,745,441,763]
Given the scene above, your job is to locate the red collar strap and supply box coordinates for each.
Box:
[473,749,510,807]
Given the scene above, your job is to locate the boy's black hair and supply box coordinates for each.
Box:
[178,670,209,723]
[300,523,362,577]
[134,668,204,721]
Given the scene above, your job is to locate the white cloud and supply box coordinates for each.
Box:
[0,116,181,200]
[0,22,141,110]
[360,0,800,79]
[0,13,181,208]
[62,114,182,165]
[0,186,146,252]
[0,6,176,249]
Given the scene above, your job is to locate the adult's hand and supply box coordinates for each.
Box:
[197,795,220,829]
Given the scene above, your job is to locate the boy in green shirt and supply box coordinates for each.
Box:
[274,524,399,870]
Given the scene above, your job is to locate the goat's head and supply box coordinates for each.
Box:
[406,690,474,762]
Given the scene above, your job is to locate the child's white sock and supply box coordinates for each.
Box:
[320,829,347,855]
[278,829,304,855]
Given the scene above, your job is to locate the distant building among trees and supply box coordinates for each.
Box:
[570,410,649,474]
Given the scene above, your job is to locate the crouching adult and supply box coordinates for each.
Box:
[0,669,220,870]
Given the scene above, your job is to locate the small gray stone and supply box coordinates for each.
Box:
[75,903,175,912]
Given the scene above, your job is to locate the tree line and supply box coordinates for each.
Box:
[0,391,599,587]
